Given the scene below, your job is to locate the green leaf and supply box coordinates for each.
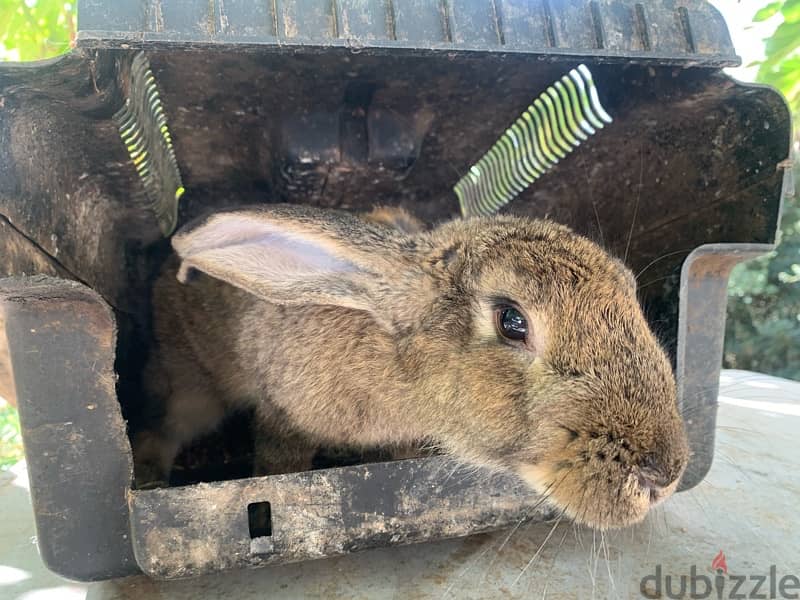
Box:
[0,0,75,61]
[782,0,800,22]
[754,1,783,21]
[759,21,800,72]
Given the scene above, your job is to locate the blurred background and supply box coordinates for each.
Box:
[0,0,797,469]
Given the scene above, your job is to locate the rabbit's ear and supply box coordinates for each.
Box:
[172,206,424,319]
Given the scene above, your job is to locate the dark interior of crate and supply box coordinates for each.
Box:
[0,48,785,487]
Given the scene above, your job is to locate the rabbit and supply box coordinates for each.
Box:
[134,203,689,530]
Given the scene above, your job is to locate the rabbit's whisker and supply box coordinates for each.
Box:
[623,146,645,264]
[512,507,567,587]
[634,248,693,281]
[601,529,617,597]
[578,152,605,249]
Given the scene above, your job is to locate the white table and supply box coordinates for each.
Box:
[2,370,799,599]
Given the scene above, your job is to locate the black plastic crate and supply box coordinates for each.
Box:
[0,0,792,581]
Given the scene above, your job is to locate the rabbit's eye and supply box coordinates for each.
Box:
[495,307,528,342]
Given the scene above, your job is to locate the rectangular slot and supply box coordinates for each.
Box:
[247,501,272,538]
[248,501,274,555]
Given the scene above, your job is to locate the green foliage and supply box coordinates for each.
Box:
[726,200,800,379]
[724,1,800,380]
[0,0,75,62]
[753,2,783,21]
[756,0,800,115]
[0,400,23,469]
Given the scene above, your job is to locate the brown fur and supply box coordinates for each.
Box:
[136,204,689,529]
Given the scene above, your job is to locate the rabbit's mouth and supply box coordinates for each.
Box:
[637,469,679,507]
[514,448,685,530]
[507,387,690,529]
[516,462,655,529]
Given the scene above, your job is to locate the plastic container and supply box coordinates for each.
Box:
[0,0,791,581]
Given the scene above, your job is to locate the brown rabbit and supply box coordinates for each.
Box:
[135,203,689,529]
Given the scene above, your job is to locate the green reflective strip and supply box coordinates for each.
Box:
[508,125,540,182]
[562,73,595,136]
[503,130,529,189]
[578,64,612,124]
[554,80,587,141]
[497,136,525,195]
[541,90,574,153]
[547,87,580,146]
[570,69,604,130]
[113,52,185,235]
[519,111,549,173]
[531,99,564,162]
[454,64,612,218]
[483,148,510,209]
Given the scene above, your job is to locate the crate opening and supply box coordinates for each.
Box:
[115,52,783,488]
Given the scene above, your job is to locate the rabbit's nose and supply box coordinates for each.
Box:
[636,454,680,500]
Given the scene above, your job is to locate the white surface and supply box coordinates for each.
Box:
[710,0,783,83]
[1,370,799,599]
